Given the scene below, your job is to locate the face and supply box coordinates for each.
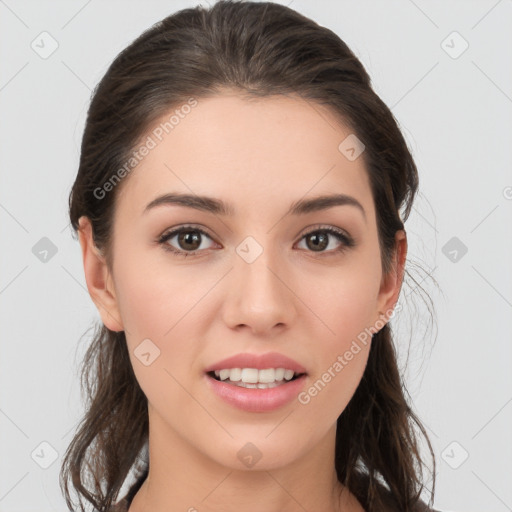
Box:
[79,91,405,473]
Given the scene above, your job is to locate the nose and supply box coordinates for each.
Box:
[221,246,297,336]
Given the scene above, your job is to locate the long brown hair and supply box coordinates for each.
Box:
[61,1,437,510]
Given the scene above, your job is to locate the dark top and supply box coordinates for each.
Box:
[109,467,441,511]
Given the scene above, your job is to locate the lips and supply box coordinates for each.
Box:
[205,372,308,412]
[204,352,308,412]
[204,351,307,374]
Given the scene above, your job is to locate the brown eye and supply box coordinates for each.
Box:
[158,226,216,257]
[177,230,202,251]
[297,227,354,255]
[304,232,329,252]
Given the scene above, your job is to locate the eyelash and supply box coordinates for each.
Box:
[157,224,355,258]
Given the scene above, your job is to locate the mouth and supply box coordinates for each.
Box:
[206,369,307,389]
[205,367,308,412]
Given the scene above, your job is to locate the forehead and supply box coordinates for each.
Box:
[115,92,374,220]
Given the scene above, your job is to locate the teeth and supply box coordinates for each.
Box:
[283,369,295,381]
[241,368,259,383]
[234,381,280,389]
[275,368,285,380]
[213,367,299,384]
[219,369,231,381]
[228,368,242,381]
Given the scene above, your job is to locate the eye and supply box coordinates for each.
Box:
[158,225,217,258]
[157,224,355,258]
[296,226,355,255]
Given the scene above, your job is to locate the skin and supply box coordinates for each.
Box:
[78,91,407,512]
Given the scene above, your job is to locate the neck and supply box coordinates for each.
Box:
[128,407,364,512]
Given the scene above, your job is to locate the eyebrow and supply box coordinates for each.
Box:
[143,192,366,222]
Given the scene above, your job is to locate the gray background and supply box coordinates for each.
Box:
[1,0,511,511]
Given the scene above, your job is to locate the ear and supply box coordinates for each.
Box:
[77,216,124,332]
[375,229,407,325]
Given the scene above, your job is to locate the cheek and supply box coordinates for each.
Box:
[295,260,379,418]
[305,257,381,345]
[113,259,205,413]
[112,251,221,393]
[113,249,213,339]
[298,301,372,431]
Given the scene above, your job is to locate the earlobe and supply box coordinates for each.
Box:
[77,216,124,332]
[376,230,407,325]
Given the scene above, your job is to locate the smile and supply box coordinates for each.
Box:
[209,367,304,388]
[205,371,308,412]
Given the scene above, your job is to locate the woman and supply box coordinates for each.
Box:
[60,1,439,511]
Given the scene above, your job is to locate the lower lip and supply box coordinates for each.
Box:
[205,373,307,413]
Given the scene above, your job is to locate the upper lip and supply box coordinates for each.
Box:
[204,351,307,374]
